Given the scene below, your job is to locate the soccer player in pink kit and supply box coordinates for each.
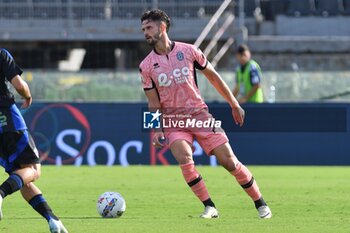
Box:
[139,9,272,219]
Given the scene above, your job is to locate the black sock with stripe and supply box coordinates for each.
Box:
[202,198,216,208]
[28,194,59,221]
[0,174,24,198]
[254,197,267,209]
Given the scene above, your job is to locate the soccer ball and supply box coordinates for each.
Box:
[96,191,126,218]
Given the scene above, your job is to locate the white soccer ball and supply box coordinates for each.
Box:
[96,191,126,218]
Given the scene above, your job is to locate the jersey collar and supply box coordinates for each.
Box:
[153,41,175,55]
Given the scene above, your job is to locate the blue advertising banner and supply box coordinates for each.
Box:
[21,102,350,166]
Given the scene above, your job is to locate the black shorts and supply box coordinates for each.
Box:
[0,130,40,174]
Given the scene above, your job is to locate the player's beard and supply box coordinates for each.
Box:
[147,31,162,47]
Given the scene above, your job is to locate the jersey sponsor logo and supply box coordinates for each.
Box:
[158,73,172,87]
[157,66,190,87]
[176,51,184,61]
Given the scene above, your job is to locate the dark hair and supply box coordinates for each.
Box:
[141,9,171,32]
[236,44,250,55]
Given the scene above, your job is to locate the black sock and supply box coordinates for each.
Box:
[0,174,24,198]
[254,197,267,209]
[28,194,59,221]
[202,198,216,208]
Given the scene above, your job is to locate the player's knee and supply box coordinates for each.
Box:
[177,154,193,165]
[32,163,41,180]
[222,157,240,172]
[28,166,41,181]
[22,182,32,189]
[34,168,41,181]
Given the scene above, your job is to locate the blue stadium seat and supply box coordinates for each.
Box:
[315,0,340,16]
[69,0,91,19]
[260,0,287,21]
[233,0,258,17]
[157,1,177,17]
[286,0,315,16]
[0,0,31,18]
[112,0,146,18]
[32,0,63,19]
[245,0,259,17]
[89,3,106,19]
[342,0,350,15]
[202,0,224,13]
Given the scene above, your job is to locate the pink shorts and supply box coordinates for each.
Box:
[165,129,228,155]
[163,109,229,155]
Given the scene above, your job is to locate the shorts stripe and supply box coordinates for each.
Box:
[8,130,29,163]
[10,104,27,131]
[0,157,8,169]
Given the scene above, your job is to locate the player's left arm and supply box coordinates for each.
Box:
[201,62,245,126]
[0,49,32,108]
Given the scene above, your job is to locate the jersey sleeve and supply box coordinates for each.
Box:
[0,49,23,82]
[249,65,261,85]
[139,62,155,90]
[192,46,208,70]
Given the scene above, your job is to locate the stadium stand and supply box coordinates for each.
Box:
[286,0,315,16]
[243,0,258,17]
[0,0,349,103]
[0,0,349,20]
[314,0,341,16]
[259,0,286,21]
[343,0,350,15]
[0,0,349,71]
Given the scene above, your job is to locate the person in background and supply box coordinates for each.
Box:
[233,44,264,103]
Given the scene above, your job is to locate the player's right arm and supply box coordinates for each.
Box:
[11,75,32,109]
[144,89,165,148]
[144,88,161,110]
[140,63,165,148]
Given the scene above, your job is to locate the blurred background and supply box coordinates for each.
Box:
[1,0,350,103]
[1,0,349,166]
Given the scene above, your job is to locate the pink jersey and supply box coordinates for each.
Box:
[139,41,208,114]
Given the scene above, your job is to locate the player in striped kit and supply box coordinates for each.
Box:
[0,48,68,232]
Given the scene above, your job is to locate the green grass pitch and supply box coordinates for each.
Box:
[0,166,349,233]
